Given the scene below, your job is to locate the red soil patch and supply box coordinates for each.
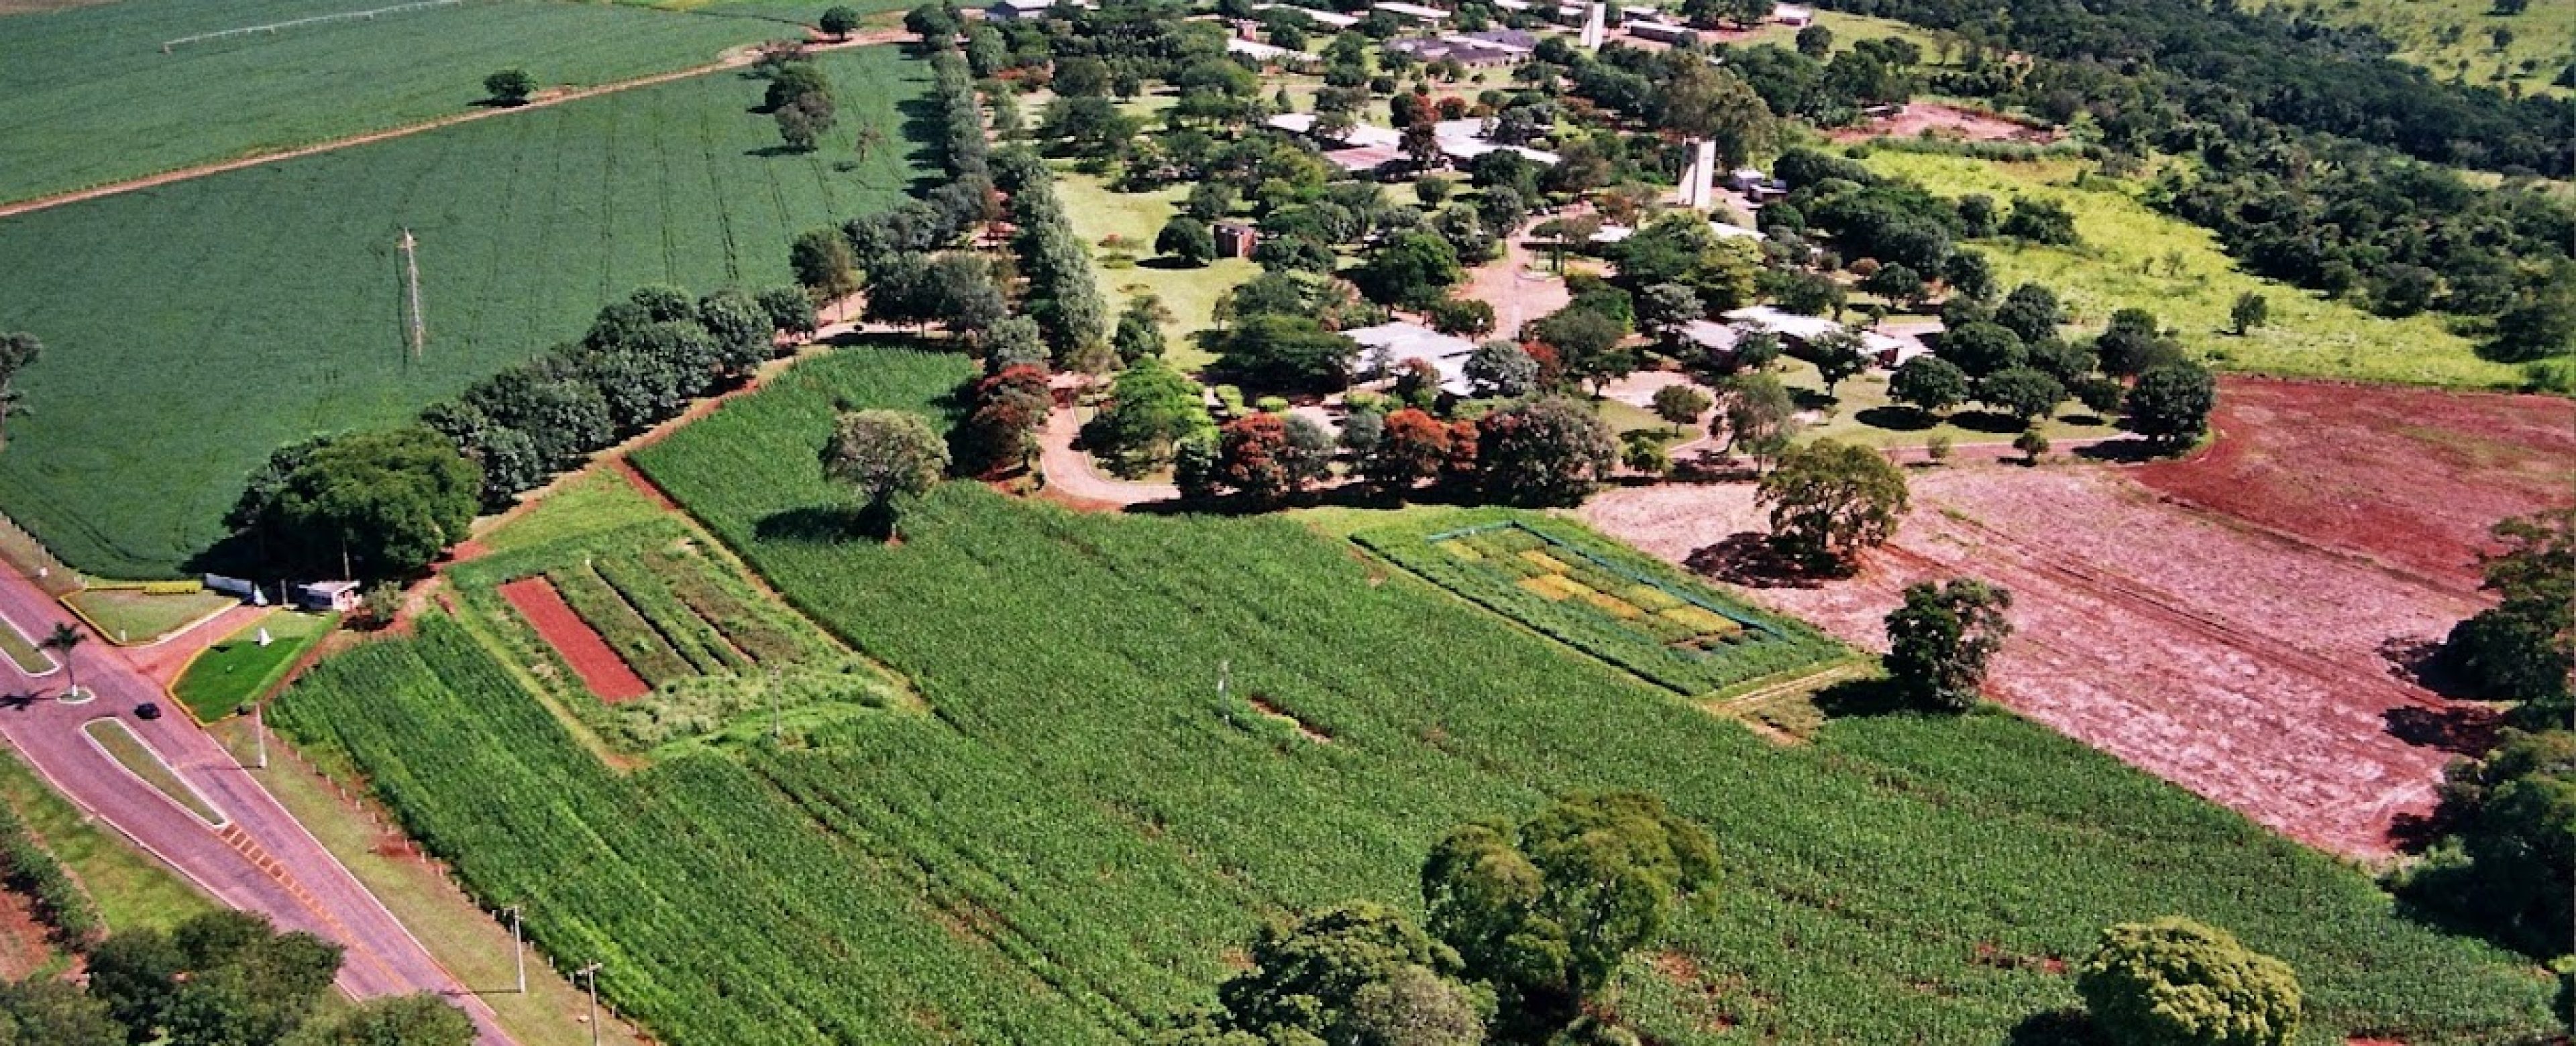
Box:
[1827,101,2057,144]
[2135,377,2576,595]
[1584,465,2493,858]
[496,577,649,703]
[612,457,684,513]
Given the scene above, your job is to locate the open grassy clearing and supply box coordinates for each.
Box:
[1772,353,2121,448]
[268,343,2555,1045]
[62,588,234,645]
[173,610,335,721]
[2251,0,2573,98]
[0,0,871,204]
[0,44,933,578]
[1860,152,2520,389]
[0,748,213,935]
[1053,170,1258,373]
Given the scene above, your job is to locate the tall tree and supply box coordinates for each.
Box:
[38,624,81,701]
[1883,579,2014,711]
[2076,919,2301,1046]
[1756,440,1908,567]
[820,410,949,538]
[482,68,535,105]
[1474,396,1619,506]
[1163,903,1488,1046]
[0,332,40,442]
[228,427,482,579]
[2123,362,2216,448]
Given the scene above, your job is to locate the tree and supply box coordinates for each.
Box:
[1941,250,1997,303]
[1215,314,1358,392]
[1807,329,1870,396]
[1428,297,1497,339]
[229,427,481,579]
[903,1,958,42]
[0,976,122,1046]
[1475,396,1619,506]
[2441,511,2574,713]
[1083,358,1210,472]
[1859,262,1925,309]
[2412,727,2576,955]
[2094,308,2177,377]
[2124,362,2216,448]
[1465,340,1538,398]
[38,624,81,701]
[2013,427,2050,464]
[1528,308,1630,394]
[0,332,37,442]
[482,68,535,105]
[1998,196,2078,244]
[1888,355,1968,414]
[1167,903,1488,1046]
[1421,793,1718,1027]
[1360,232,1465,308]
[1978,367,2065,424]
[1756,440,1908,567]
[1731,330,1784,372]
[1652,384,1713,432]
[1365,408,1452,491]
[1795,23,1833,56]
[1937,321,2026,379]
[304,994,476,1045]
[1156,217,1216,267]
[1715,372,1799,467]
[2076,919,2301,1046]
[1993,283,2062,345]
[790,227,859,300]
[1883,579,2012,711]
[820,410,949,537]
[2229,292,2269,335]
[89,911,344,1046]
[1635,284,1705,348]
[776,105,824,151]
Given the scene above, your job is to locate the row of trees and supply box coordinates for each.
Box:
[1,911,472,1046]
[1162,793,2306,1046]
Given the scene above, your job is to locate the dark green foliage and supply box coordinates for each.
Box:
[1156,217,1216,267]
[2441,512,2573,712]
[1889,355,1969,414]
[1085,358,1212,471]
[1474,396,1619,506]
[0,797,99,948]
[2123,363,2216,447]
[2409,728,2575,958]
[1939,322,2026,378]
[88,911,344,1046]
[1998,196,2078,244]
[1424,792,1718,1027]
[1214,314,1358,393]
[482,68,535,105]
[1884,579,2013,712]
[1162,903,1487,1045]
[0,978,121,1046]
[1756,440,1909,567]
[227,426,480,580]
[1994,284,2063,345]
[2077,919,2301,1046]
[818,5,861,37]
[1978,367,2065,422]
[1359,232,1465,309]
[301,994,477,1046]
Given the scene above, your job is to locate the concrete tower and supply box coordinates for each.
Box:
[1579,1,1605,48]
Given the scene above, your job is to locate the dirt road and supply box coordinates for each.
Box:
[0,571,514,1043]
[0,30,911,221]
[1036,395,1179,507]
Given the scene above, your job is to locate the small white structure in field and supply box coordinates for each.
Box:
[1772,3,1813,25]
[256,626,273,648]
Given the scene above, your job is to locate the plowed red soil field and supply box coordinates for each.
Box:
[1584,466,2496,858]
[497,576,648,704]
[2134,377,2576,593]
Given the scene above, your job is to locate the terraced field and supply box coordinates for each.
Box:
[0,44,932,577]
[269,343,2558,1046]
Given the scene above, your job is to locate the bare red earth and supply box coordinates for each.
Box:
[1584,467,2491,858]
[2134,377,2576,594]
[496,577,648,703]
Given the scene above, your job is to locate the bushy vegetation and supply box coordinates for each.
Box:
[268,345,2557,1045]
[0,46,931,577]
[0,795,101,949]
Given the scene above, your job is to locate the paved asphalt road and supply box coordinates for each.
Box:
[0,570,515,1045]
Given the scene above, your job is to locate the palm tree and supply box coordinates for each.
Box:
[39,623,81,701]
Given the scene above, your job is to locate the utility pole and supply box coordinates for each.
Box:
[575,962,602,1046]
[501,905,525,994]
[399,228,425,360]
[768,666,781,742]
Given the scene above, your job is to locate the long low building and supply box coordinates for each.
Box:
[1252,2,1360,27]
[1265,113,1560,170]
[1226,37,1318,64]
[1717,306,1928,367]
[1346,321,1479,396]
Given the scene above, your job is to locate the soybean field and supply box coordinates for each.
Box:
[0,0,877,205]
[0,45,932,577]
[270,343,2559,1046]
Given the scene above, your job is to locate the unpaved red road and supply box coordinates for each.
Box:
[0,569,514,1043]
[1036,383,1179,507]
[0,30,910,220]
[1583,466,2488,858]
[498,577,647,703]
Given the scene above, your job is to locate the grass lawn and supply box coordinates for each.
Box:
[1053,169,1260,374]
[0,609,52,675]
[63,589,235,646]
[1772,355,2121,449]
[470,469,678,556]
[0,0,889,204]
[2247,0,2573,98]
[208,717,654,1046]
[0,45,934,579]
[81,719,225,827]
[1861,152,2522,389]
[0,749,213,934]
[173,611,336,721]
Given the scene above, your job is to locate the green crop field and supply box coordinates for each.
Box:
[2251,0,2573,99]
[1356,514,1847,696]
[1861,151,2524,390]
[0,44,932,578]
[0,0,881,205]
[268,342,2556,1046]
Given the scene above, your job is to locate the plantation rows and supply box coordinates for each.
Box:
[280,344,2555,1045]
[1360,515,1847,697]
[0,45,932,577]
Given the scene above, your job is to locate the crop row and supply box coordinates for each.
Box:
[276,344,2559,1045]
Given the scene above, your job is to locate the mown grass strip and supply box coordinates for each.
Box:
[79,719,226,828]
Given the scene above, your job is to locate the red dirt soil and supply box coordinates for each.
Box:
[2134,377,2576,595]
[1583,467,2492,858]
[496,577,648,703]
[1826,101,2057,144]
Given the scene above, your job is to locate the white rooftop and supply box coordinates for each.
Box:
[1226,38,1313,62]
[1267,112,1403,149]
[1346,321,1479,395]
[1375,1,1449,18]
[1252,3,1358,26]
[1724,305,1845,341]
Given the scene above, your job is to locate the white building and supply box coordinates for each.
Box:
[1346,322,1480,396]
[1226,38,1316,64]
[1374,0,1450,23]
[987,0,1076,19]
[1252,3,1360,27]
[1771,3,1814,25]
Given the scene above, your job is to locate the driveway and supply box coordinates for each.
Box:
[0,571,513,1044]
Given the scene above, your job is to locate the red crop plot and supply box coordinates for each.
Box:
[498,576,648,704]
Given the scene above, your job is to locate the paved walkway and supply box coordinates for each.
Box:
[0,572,513,1044]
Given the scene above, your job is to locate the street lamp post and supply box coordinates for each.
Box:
[575,962,602,1046]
